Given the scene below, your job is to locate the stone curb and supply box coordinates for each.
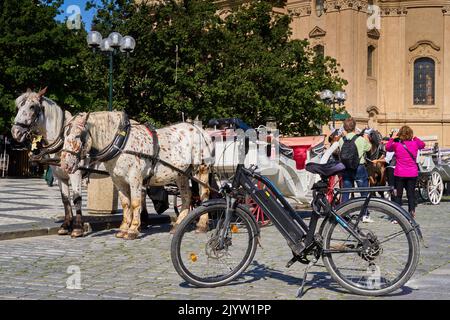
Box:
[0,214,171,241]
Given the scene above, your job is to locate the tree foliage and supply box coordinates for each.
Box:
[88,0,347,135]
[0,0,347,136]
[0,0,97,133]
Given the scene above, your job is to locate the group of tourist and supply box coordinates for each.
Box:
[323,117,425,222]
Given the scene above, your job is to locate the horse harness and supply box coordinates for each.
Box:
[73,116,217,192]
[16,100,66,165]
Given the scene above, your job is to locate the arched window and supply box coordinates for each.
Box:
[367,45,375,77]
[315,0,325,17]
[314,44,324,57]
[414,57,435,105]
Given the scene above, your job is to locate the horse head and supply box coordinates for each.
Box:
[61,113,91,174]
[11,87,47,143]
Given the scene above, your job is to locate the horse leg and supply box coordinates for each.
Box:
[70,173,84,238]
[140,188,149,230]
[115,181,132,238]
[57,179,73,235]
[170,175,191,234]
[195,164,210,233]
[124,177,143,240]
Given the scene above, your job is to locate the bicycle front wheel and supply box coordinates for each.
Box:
[171,202,259,288]
[322,199,420,296]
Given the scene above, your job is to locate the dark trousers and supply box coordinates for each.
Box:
[395,176,417,214]
[342,165,369,203]
[386,167,396,187]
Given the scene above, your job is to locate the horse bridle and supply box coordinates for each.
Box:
[61,113,91,161]
[14,101,44,139]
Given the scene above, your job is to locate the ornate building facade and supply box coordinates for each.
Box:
[282,0,450,145]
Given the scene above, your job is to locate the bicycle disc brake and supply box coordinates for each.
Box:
[205,235,232,260]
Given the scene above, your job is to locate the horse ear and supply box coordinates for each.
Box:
[79,113,90,126]
[26,88,32,93]
[37,86,48,99]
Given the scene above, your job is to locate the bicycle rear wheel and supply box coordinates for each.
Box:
[171,202,259,288]
[322,199,420,296]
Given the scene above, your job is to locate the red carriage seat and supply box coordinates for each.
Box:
[280,136,325,170]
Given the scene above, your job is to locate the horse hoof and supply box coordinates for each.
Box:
[115,231,127,238]
[58,228,70,236]
[124,232,138,240]
[169,225,177,234]
[70,229,84,238]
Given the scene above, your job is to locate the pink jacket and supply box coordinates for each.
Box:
[386,137,425,177]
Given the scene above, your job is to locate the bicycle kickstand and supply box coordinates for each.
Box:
[296,258,317,299]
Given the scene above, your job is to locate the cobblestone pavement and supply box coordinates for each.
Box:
[0,178,177,225]
[0,195,448,300]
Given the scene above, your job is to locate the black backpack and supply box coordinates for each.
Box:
[340,135,360,170]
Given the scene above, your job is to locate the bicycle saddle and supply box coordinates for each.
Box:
[305,162,345,177]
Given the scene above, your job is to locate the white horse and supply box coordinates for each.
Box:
[60,112,213,240]
[11,88,86,237]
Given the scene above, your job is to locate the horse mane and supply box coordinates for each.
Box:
[82,111,127,152]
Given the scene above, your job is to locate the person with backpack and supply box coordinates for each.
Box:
[338,118,372,221]
[386,126,425,218]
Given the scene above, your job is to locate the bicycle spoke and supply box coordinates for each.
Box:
[324,203,417,293]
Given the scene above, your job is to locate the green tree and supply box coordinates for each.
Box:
[89,0,347,135]
[0,0,92,134]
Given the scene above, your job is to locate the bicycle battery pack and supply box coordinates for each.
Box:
[252,189,306,254]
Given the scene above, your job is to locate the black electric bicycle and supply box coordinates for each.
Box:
[171,162,423,297]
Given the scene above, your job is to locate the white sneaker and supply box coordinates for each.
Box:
[362,216,374,223]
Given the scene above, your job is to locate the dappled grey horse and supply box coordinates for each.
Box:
[11,88,86,237]
[60,112,214,240]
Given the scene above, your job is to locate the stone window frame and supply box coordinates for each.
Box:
[409,55,440,109]
[367,41,378,80]
[407,43,441,109]
[367,45,376,78]
[313,44,325,57]
[413,57,436,106]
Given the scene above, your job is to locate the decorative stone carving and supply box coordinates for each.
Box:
[288,4,312,18]
[380,5,408,16]
[443,6,450,15]
[309,26,327,38]
[409,40,440,52]
[367,28,380,40]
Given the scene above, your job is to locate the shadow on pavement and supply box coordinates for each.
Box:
[178,260,416,298]
[88,223,172,238]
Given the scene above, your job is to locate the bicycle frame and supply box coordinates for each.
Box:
[229,164,395,257]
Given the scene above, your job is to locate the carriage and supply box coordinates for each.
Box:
[162,118,326,223]
[416,136,449,205]
[203,118,326,223]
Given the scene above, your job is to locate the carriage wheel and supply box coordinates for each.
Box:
[418,183,429,201]
[427,170,443,205]
[245,181,271,227]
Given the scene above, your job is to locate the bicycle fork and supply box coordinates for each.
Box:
[217,194,237,249]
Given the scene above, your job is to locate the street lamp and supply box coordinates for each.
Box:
[87,31,136,111]
[320,90,347,128]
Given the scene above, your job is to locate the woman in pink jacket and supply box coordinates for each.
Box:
[386,126,425,218]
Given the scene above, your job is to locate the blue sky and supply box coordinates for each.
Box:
[55,0,101,31]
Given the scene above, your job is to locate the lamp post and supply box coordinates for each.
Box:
[87,31,136,111]
[320,90,347,128]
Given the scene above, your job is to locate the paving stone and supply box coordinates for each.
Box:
[0,185,448,299]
